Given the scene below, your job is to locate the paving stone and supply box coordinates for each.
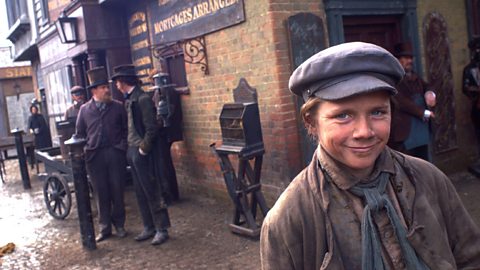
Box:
[0,159,261,269]
[2,159,480,269]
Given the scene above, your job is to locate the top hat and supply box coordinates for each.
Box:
[87,67,109,90]
[70,85,85,94]
[393,42,414,57]
[289,42,404,101]
[110,64,138,81]
[468,36,480,50]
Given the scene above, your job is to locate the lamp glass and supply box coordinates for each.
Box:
[54,20,66,43]
[63,20,76,42]
[55,17,77,43]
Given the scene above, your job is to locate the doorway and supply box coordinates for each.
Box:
[343,15,402,53]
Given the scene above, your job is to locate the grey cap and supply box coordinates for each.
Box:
[289,42,405,101]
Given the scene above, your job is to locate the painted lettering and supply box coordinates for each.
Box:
[153,0,241,34]
[0,67,32,79]
[131,39,149,51]
[134,56,152,67]
[129,12,146,27]
[129,23,147,37]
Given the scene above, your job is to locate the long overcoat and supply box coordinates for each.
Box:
[261,147,480,270]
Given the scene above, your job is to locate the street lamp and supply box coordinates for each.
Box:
[55,13,78,44]
[13,82,21,101]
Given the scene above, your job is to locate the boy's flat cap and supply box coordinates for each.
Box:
[289,42,405,101]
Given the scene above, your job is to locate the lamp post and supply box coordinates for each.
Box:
[55,13,78,44]
[13,82,21,101]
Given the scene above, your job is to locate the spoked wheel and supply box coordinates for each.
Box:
[43,173,72,219]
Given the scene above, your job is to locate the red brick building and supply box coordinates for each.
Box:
[6,0,480,200]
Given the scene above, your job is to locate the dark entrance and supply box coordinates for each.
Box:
[343,15,402,53]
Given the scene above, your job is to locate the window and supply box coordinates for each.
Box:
[5,0,27,27]
[44,66,73,144]
[39,0,50,24]
[164,53,188,89]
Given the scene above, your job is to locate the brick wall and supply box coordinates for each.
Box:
[172,0,325,199]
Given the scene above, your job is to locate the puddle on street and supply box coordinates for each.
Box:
[0,160,64,268]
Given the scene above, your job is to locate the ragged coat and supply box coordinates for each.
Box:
[260,147,480,270]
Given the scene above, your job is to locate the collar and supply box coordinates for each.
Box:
[127,85,135,95]
[317,146,395,190]
[124,85,136,99]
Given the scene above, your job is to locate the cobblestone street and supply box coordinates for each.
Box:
[0,159,260,269]
[1,159,480,269]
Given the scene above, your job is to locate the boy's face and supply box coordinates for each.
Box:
[314,91,391,178]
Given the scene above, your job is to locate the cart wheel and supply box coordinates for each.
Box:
[43,173,72,219]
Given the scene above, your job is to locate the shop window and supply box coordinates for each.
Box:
[44,66,73,144]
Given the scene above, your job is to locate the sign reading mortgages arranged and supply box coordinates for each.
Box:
[149,0,245,44]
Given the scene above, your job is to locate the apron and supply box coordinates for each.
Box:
[404,94,430,150]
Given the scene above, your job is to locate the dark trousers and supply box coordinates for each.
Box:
[86,147,127,235]
[127,146,170,231]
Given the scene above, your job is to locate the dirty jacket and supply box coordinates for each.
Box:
[260,147,480,270]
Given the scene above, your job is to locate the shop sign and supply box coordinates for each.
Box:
[128,10,153,86]
[0,66,32,79]
[149,0,245,45]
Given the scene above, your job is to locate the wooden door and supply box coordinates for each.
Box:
[343,15,402,53]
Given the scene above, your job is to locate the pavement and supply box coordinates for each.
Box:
[0,159,480,269]
[0,159,260,270]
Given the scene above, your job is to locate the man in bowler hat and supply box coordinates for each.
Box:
[463,36,480,174]
[64,85,87,120]
[388,42,436,161]
[261,42,480,269]
[111,64,171,245]
[76,67,128,242]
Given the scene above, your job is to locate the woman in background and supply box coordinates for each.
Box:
[27,104,52,150]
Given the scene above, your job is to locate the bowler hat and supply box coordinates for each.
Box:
[289,42,404,101]
[393,42,414,57]
[110,64,138,81]
[70,85,85,94]
[468,36,480,50]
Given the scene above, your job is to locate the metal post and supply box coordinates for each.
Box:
[11,129,30,189]
[65,136,96,250]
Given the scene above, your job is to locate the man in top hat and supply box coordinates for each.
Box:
[150,68,184,203]
[111,64,171,246]
[64,85,87,120]
[388,42,436,161]
[260,42,480,269]
[75,66,128,242]
[463,36,480,173]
